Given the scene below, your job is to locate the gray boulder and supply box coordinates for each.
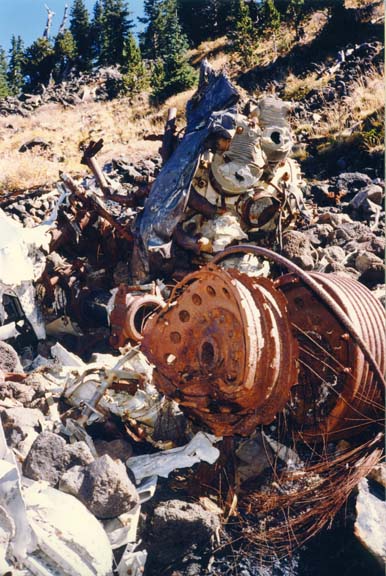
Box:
[148,499,221,566]
[355,478,385,567]
[350,184,384,209]
[337,172,371,193]
[0,341,22,373]
[23,431,94,486]
[355,251,384,285]
[59,454,139,519]
[94,438,133,462]
[282,230,314,270]
[236,434,273,483]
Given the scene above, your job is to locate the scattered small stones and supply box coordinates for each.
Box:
[0,67,126,118]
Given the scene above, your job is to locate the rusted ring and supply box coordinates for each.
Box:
[211,245,386,389]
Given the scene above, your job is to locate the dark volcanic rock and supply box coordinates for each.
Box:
[311,183,333,205]
[336,172,372,194]
[19,138,51,153]
[23,431,94,486]
[282,230,314,270]
[94,438,133,461]
[59,454,139,518]
[355,251,385,286]
[147,499,221,567]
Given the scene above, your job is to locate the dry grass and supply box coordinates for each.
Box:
[345,0,381,8]
[290,66,385,168]
[0,94,182,193]
[345,0,384,22]
[313,67,384,139]
[189,36,230,69]
[283,71,330,101]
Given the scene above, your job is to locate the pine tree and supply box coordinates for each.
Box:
[0,47,10,99]
[23,37,55,91]
[178,0,240,43]
[177,0,217,46]
[150,0,196,102]
[262,0,281,33]
[70,0,93,71]
[100,0,134,66]
[54,29,76,80]
[139,0,161,59]
[8,35,24,95]
[288,0,305,37]
[230,0,259,68]
[121,33,149,94]
[91,0,104,63]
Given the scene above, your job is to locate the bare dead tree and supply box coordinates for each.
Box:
[43,4,55,38]
[58,4,69,36]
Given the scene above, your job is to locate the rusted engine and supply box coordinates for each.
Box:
[142,265,298,436]
[142,247,385,440]
[178,96,306,257]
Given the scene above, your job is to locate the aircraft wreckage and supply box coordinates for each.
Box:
[0,61,384,573]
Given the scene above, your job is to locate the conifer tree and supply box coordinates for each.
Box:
[150,0,196,102]
[121,33,149,94]
[100,0,133,66]
[23,37,55,91]
[288,0,305,37]
[230,0,259,68]
[262,0,281,33]
[0,47,10,99]
[177,0,216,46]
[177,0,241,45]
[70,0,93,71]
[8,35,24,95]
[54,29,76,80]
[140,0,162,60]
[91,0,104,63]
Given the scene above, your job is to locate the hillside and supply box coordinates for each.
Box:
[0,1,383,193]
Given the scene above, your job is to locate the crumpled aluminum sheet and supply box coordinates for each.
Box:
[134,60,239,278]
[126,431,221,482]
[200,212,248,253]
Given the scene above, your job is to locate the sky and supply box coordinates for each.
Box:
[0,0,145,52]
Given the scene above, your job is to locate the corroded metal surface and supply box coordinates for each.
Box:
[211,245,385,390]
[142,245,385,440]
[110,285,165,348]
[277,272,385,439]
[141,265,298,436]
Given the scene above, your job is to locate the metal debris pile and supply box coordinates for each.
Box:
[0,62,384,575]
